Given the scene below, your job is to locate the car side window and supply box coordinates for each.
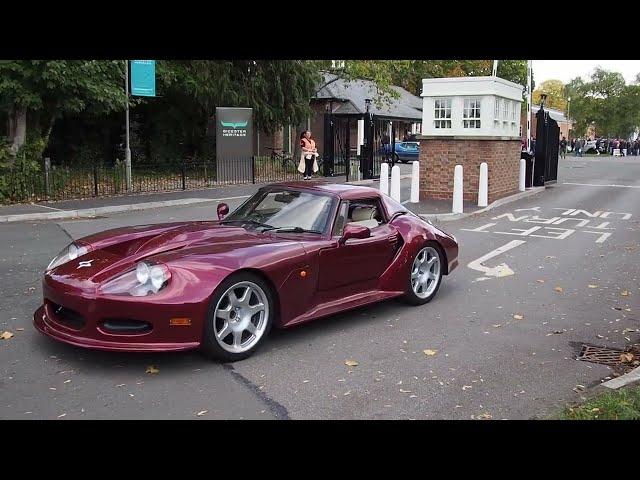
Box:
[332,201,348,237]
[345,198,386,230]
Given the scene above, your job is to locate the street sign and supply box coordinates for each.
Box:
[130,60,156,97]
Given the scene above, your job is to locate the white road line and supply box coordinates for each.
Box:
[563,182,640,189]
[467,239,526,278]
[32,203,62,211]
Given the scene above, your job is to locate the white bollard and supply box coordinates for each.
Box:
[379,163,389,196]
[519,158,526,192]
[390,165,401,202]
[410,161,419,203]
[478,162,488,207]
[452,165,463,214]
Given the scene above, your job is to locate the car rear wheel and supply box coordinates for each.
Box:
[403,242,443,305]
[201,272,274,362]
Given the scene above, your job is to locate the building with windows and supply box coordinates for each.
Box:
[419,76,524,203]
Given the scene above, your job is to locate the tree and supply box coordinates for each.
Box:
[0,60,127,161]
[532,79,567,111]
[564,68,640,138]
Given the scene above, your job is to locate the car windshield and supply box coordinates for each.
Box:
[223,189,335,233]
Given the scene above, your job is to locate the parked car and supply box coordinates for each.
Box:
[35,182,459,361]
[393,142,420,163]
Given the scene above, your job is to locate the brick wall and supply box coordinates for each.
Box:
[419,137,521,204]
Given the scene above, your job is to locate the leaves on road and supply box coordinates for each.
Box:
[620,353,635,363]
[146,365,160,375]
[399,389,412,393]
[0,331,14,340]
[344,360,359,367]
[423,349,437,356]
[476,413,492,420]
[621,290,630,296]
[513,314,524,320]
[196,410,208,416]
[16,328,24,331]
[536,279,545,283]
[588,284,598,289]
[554,286,564,293]
[462,385,472,391]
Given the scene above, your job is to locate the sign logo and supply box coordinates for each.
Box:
[77,260,94,269]
[220,120,248,137]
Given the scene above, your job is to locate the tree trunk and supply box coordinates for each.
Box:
[10,105,27,155]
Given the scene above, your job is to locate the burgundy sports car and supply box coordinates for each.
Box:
[34,182,458,361]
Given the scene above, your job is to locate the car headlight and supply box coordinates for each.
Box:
[100,261,171,297]
[47,242,93,271]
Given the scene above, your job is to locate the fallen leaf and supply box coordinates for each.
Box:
[596,334,604,339]
[476,413,492,420]
[591,408,600,413]
[146,365,159,375]
[536,279,545,283]
[116,384,125,387]
[196,410,208,416]
[613,307,623,311]
[462,385,472,391]
[620,353,635,363]
[1,331,14,340]
[423,349,437,356]
[57,413,66,418]
[625,308,632,312]
[344,360,359,367]
[513,314,524,320]
[621,290,630,296]
[64,380,71,384]
[588,284,598,289]
[493,324,502,328]
[16,328,24,331]
[399,389,412,393]
[554,287,564,293]
[343,391,351,396]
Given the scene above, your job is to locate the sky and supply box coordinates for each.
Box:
[533,60,640,85]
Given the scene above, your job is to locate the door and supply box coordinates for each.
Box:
[317,199,399,292]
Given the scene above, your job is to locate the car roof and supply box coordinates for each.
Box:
[264,181,381,200]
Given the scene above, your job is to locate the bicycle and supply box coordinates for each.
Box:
[266,147,295,170]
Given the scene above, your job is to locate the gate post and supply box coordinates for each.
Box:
[361,110,374,180]
[323,112,334,177]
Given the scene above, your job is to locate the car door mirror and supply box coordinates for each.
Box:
[217,203,229,220]
[339,224,370,245]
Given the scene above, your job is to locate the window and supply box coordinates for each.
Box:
[434,98,452,129]
[346,198,386,230]
[511,101,517,121]
[494,98,500,119]
[503,100,509,120]
[463,98,481,128]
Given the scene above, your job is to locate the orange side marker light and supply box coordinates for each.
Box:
[170,318,192,326]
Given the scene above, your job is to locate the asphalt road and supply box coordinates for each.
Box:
[1,156,638,419]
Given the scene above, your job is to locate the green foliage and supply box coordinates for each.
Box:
[565,67,640,138]
[560,385,640,420]
[0,138,46,202]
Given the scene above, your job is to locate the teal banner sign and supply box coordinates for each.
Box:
[130,60,156,97]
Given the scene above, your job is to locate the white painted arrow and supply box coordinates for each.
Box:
[467,240,527,279]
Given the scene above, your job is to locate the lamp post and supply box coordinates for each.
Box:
[567,97,571,138]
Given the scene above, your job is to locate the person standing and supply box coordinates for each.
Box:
[298,130,319,180]
[560,136,567,159]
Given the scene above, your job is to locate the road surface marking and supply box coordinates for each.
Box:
[467,240,526,278]
[563,182,640,189]
[461,223,496,233]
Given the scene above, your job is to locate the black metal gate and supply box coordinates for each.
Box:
[361,114,392,180]
[533,105,559,186]
[322,113,350,180]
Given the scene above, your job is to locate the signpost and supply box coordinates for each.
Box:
[124,60,156,191]
[215,107,253,182]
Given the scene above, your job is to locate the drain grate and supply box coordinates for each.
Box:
[577,345,626,366]
[577,344,640,374]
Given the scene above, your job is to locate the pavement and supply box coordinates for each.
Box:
[1,156,639,419]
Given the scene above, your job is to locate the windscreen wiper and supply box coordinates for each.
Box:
[261,226,322,234]
[220,219,273,229]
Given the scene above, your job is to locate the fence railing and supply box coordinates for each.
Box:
[0,154,317,204]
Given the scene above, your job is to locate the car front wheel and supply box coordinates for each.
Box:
[201,272,274,362]
[403,243,443,305]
